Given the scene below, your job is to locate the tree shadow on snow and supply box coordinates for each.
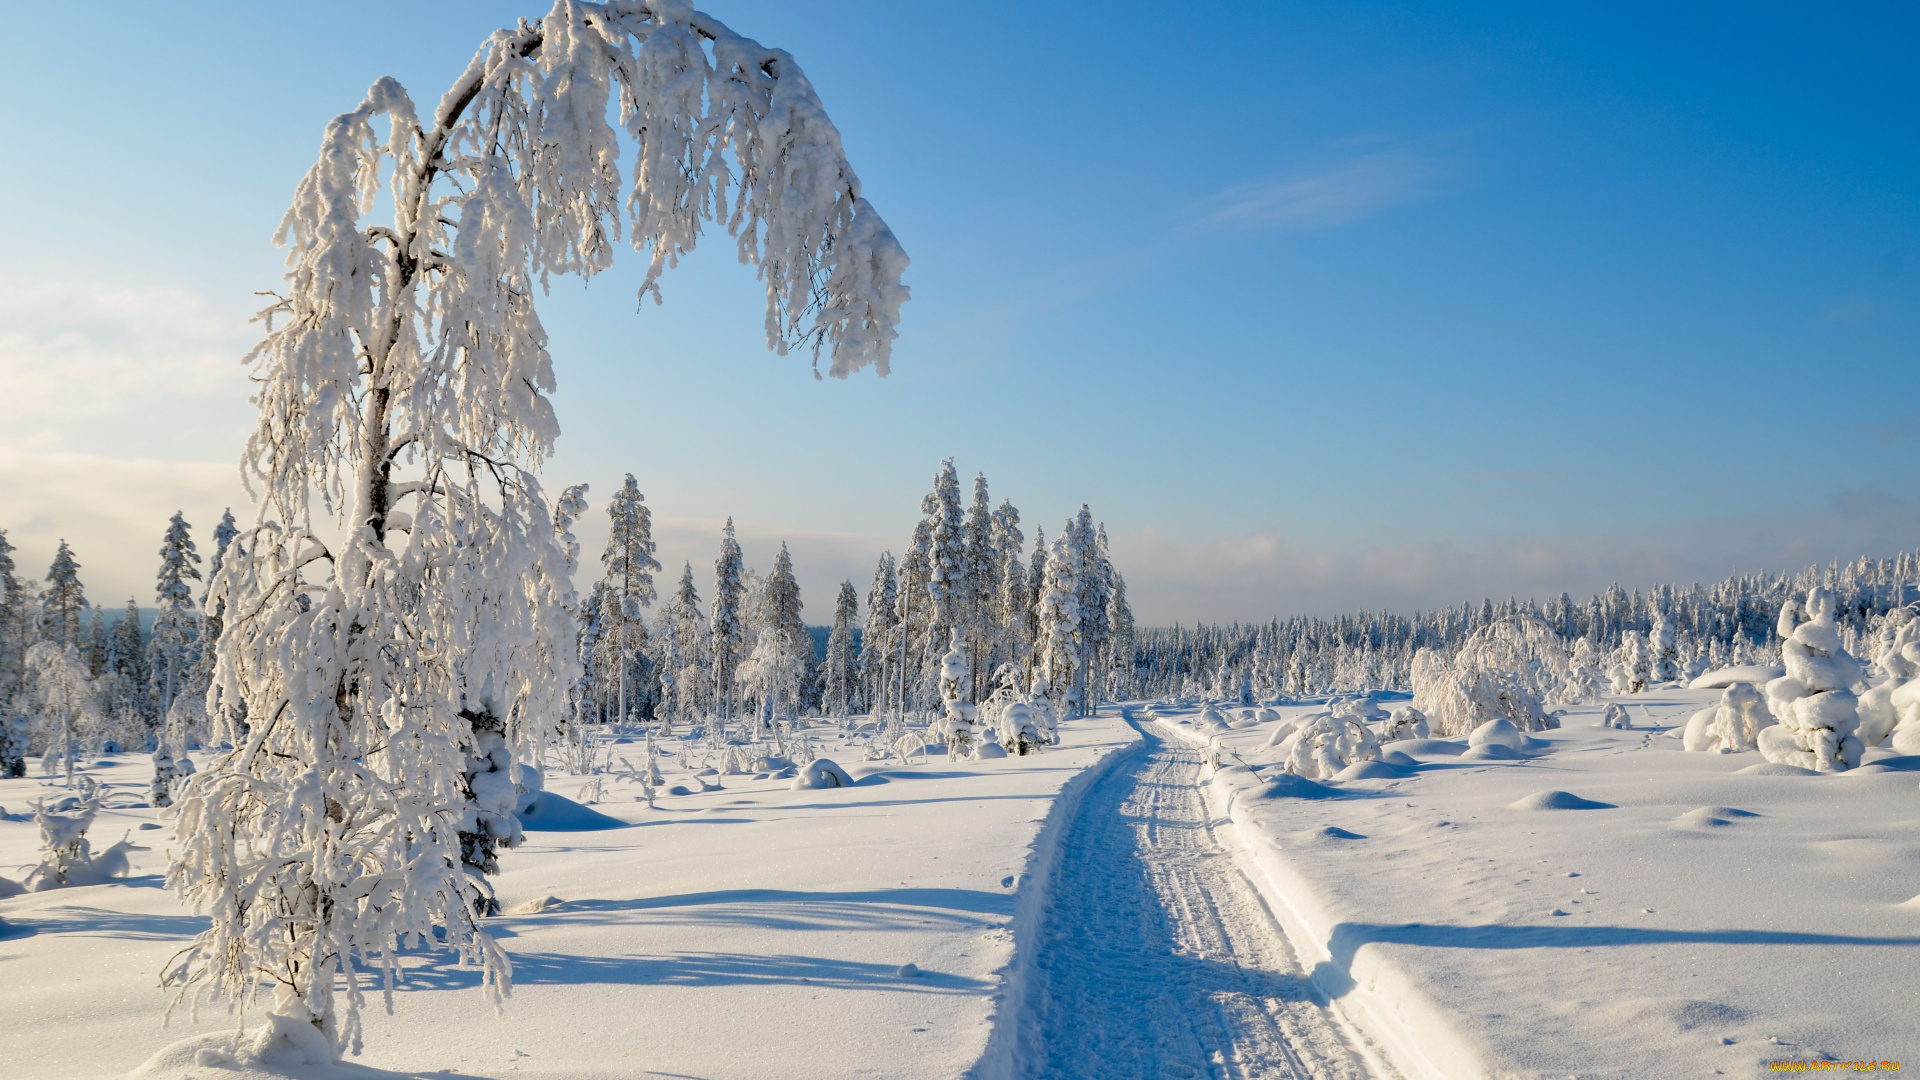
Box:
[1312,922,1920,997]
[390,949,991,996]
[500,887,1013,934]
[6,903,209,942]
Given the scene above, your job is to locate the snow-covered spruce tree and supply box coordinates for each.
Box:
[1078,516,1112,711]
[0,529,28,705]
[597,474,661,725]
[40,541,87,648]
[1025,527,1048,676]
[165,3,906,1059]
[712,519,746,723]
[657,562,708,728]
[755,542,809,721]
[961,473,996,699]
[149,511,204,724]
[920,460,966,686]
[1036,530,1083,717]
[1105,567,1135,703]
[898,518,935,711]
[863,553,899,716]
[822,579,859,718]
[988,499,1025,673]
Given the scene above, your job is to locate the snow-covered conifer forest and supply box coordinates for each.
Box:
[3,3,1916,1079]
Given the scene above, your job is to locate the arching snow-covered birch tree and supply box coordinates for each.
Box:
[166,1,906,1061]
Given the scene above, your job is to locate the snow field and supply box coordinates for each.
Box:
[1,714,1135,1079]
[1152,694,1920,1080]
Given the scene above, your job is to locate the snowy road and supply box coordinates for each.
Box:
[1015,726,1382,1080]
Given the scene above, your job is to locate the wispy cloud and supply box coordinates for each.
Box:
[1196,136,1458,229]
[0,278,254,438]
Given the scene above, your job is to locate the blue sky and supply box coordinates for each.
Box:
[0,1,1914,623]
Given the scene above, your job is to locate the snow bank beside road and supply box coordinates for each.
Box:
[1154,696,1920,1079]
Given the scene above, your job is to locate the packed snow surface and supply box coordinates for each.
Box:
[1154,693,1920,1079]
[1,715,1134,1079]
[1008,726,1380,1078]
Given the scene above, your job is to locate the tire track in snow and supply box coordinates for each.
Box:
[1016,728,1377,1080]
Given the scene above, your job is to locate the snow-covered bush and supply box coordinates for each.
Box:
[1410,617,1564,737]
[1600,702,1632,729]
[1608,631,1649,694]
[1758,588,1866,772]
[790,757,854,790]
[25,789,137,891]
[1467,717,1531,753]
[1563,638,1605,704]
[1282,714,1380,779]
[977,663,1046,755]
[1647,615,1680,685]
[1711,683,1772,752]
[937,632,977,760]
[150,739,194,809]
[1857,607,1920,747]
[458,706,524,915]
[1382,706,1429,741]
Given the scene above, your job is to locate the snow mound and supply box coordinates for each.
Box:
[1507,790,1616,811]
[517,791,627,831]
[1378,749,1419,767]
[1463,744,1524,761]
[1383,737,1467,757]
[1673,806,1762,828]
[505,895,563,914]
[1690,664,1785,690]
[1469,717,1545,753]
[126,1027,406,1079]
[1253,774,1347,800]
[1293,825,1368,841]
[1333,759,1413,782]
[1737,762,1820,777]
[972,741,1009,760]
[791,758,857,789]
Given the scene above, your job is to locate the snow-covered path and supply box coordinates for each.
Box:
[1017,727,1379,1080]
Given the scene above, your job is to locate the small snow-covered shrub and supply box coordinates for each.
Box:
[1710,683,1772,752]
[1467,717,1530,753]
[459,708,524,914]
[1647,615,1681,685]
[791,758,854,789]
[1609,631,1650,694]
[937,632,978,761]
[150,740,194,809]
[25,789,137,891]
[1600,703,1632,730]
[1759,589,1867,772]
[1859,607,1920,747]
[1283,715,1380,780]
[1382,706,1429,741]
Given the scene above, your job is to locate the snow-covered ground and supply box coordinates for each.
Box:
[0,714,1135,1079]
[1152,693,1920,1079]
